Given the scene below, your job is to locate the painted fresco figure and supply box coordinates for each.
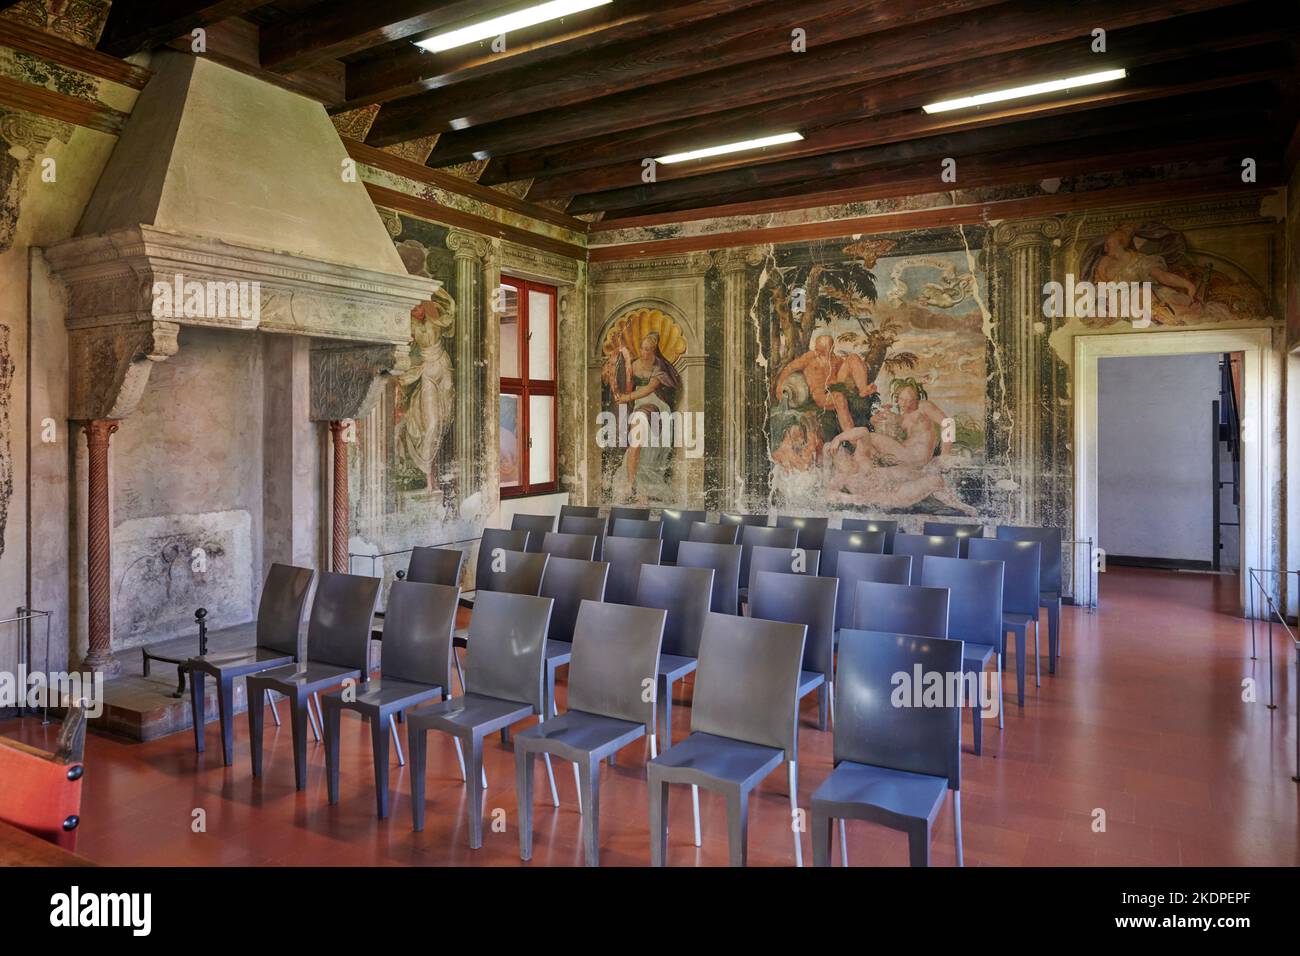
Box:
[608,330,682,501]
[395,289,455,493]
[774,329,878,436]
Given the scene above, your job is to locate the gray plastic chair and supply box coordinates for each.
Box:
[558,514,607,560]
[738,525,799,605]
[603,536,663,606]
[676,540,742,615]
[721,512,769,528]
[969,538,1042,709]
[923,521,984,558]
[406,590,555,847]
[247,571,380,790]
[687,520,739,545]
[750,571,839,731]
[647,612,808,866]
[322,581,458,819]
[187,563,314,765]
[462,528,530,608]
[853,580,950,640]
[455,549,548,691]
[607,506,650,534]
[539,557,610,721]
[842,518,899,553]
[776,515,829,552]
[659,508,706,564]
[515,600,667,866]
[512,513,558,553]
[375,546,464,640]
[540,531,598,561]
[834,552,913,636]
[611,517,663,540]
[811,630,964,867]
[819,529,885,579]
[997,525,1063,672]
[559,504,600,522]
[746,544,820,595]
[635,564,713,773]
[920,556,1004,755]
[893,534,961,583]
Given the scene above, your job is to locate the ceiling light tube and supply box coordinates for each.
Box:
[415,0,612,53]
[922,68,1127,114]
[656,132,805,165]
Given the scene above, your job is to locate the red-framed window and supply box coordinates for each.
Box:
[498,275,557,497]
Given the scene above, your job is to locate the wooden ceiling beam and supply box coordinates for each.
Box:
[97,0,269,57]
[366,0,1005,143]
[411,0,1245,163]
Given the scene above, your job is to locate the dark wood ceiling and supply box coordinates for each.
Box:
[99,0,1300,223]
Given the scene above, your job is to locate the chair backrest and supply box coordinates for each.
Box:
[853,580,949,639]
[0,703,86,850]
[511,513,557,553]
[475,528,530,589]
[819,529,884,579]
[305,571,382,671]
[996,525,1063,593]
[479,549,549,596]
[255,563,316,657]
[607,505,651,533]
[687,520,739,545]
[463,591,552,709]
[559,503,600,521]
[540,531,597,561]
[381,581,459,690]
[558,515,607,559]
[568,600,666,728]
[405,547,464,587]
[834,630,963,789]
[635,563,713,659]
[675,540,742,615]
[721,512,769,528]
[750,571,838,679]
[920,556,1004,650]
[539,556,609,643]
[922,521,984,557]
[968,538,1041,617]
[691,613,807,756]
[892,534,961,583]
[658,508,706,563]
[611,517,663,540]
[834,552,913,631]
[602,535,663,605]
[740,525,799,590]
[842,518,899,552]
[747,544,820,593]
[775,515,829,552]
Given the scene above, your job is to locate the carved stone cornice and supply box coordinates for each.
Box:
[309,342,411,422]
[499,239,582,284]
[992,217,1064,248]
[712,246,767,274]
[589,251,713,283]
[446,229,491,262]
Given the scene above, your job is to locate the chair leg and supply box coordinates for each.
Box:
[579,756,601,867]
[536,710,559,807]
[726,787,750,867]
[306,693,321,742]
[1047,600,1060,671]
[467,734,486,849]
[953,790,964,867]
[547,661,558,718]
[691,784,701,847]
[788,760,803,867]
[453,736,467,781]
[572,762,583,815]
[659,674,673,750]
[370,714,390,819]
[516,749,534,861]
[816,683,828,731]
[996,657,1004,730]
[812,810,833,867]
[409,727,428,832]
[324,701,342,805]
[247,682,265,776]
[453,646,466,694]
[1034,621,1041,688]
[1015,627,1026,709]
[827,680,835,730]
[216,677,235,765]
[291,692,309,790]
[389,713,405,766]
[969,672,982,757]
[189,669,206,754]
[907,821,931,867]
[839,818,848,867]
[648,778,669,867]
[649,732,657,759]
[267,689,281,726]
[312,692,325,742]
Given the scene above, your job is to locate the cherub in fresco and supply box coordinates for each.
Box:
[772,421,819,472]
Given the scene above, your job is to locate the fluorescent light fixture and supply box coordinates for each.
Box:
[657,132,805,164]
[415,0,612,53]
[922,68,1127,114]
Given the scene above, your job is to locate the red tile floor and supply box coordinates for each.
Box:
[3,567,1297,866]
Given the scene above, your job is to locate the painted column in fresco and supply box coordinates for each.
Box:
[82,420,119,675]
[994,218,1062,523]
[447,230,489,504]
[716,246,766,509]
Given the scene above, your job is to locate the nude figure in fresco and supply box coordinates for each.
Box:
[774,330,876,434]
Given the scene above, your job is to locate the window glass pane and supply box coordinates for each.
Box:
[528,289,554,380]
[500,393,521,488]
[528,394,554,486]
[499,284,520,379]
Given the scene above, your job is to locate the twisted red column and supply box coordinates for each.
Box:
[83,420,120,675]
[330,421,349,573]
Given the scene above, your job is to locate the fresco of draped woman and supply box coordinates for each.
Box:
[600,307,687,503]
[394,279,456,494]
